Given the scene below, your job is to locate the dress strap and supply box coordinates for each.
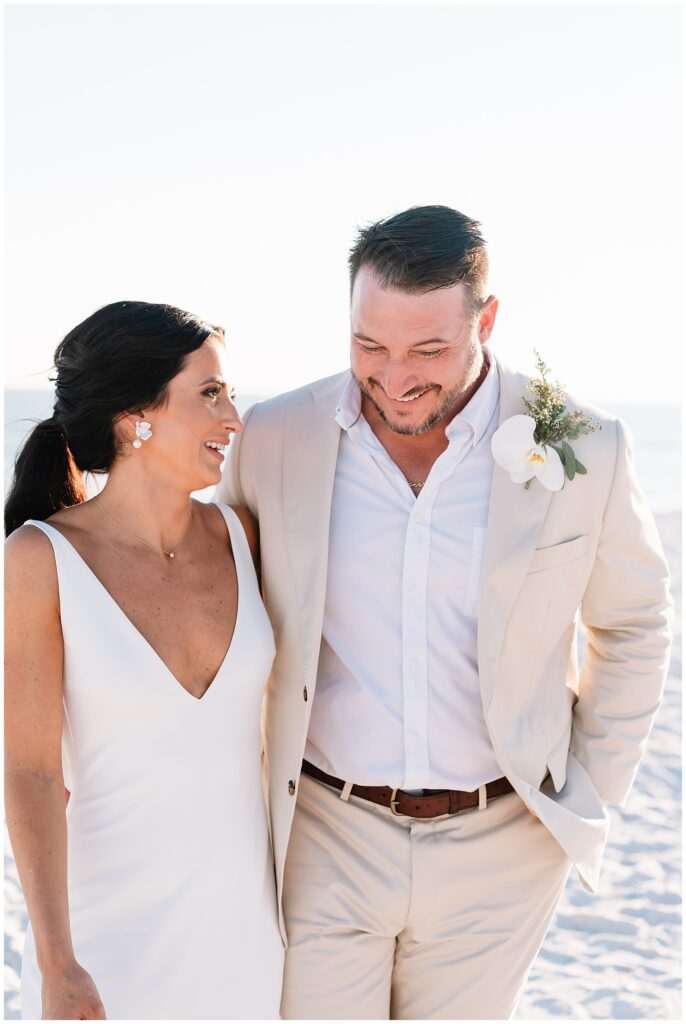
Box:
[24,518,62,539]
[214,504,256,586]
[22,519,71,571]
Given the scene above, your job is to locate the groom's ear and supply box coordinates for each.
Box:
[478,295,499,344]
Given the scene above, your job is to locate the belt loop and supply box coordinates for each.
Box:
[478,784,487,810]
[340,780,353,802]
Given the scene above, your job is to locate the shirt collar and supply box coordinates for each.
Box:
[335,374,363,431]
[335,346,499,446]
[445,346,499,446]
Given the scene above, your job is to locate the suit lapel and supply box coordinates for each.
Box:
[282,376,345,691]
[477,357,553,713]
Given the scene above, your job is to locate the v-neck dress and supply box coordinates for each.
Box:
[19,504,284,1020]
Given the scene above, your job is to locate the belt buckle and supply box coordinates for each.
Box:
[389,787,402,816]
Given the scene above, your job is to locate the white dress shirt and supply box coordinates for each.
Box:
[305,350,505,791]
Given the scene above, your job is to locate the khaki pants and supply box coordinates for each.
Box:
[281,772,571,1020]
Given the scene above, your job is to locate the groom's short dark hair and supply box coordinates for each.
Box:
[348,205,489,317]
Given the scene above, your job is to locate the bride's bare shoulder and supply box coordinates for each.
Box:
[5,500,95,580]
[5,519,54,558]
[4,522,59,605]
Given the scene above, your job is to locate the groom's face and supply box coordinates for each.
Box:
[350,266,495,437]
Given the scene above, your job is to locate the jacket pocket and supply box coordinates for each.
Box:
[527,534,589,575]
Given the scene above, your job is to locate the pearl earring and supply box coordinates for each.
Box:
[132,421,152,449]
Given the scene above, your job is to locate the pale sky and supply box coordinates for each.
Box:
[4,2,682,404]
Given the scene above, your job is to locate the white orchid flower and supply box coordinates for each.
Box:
[491,415,565,491]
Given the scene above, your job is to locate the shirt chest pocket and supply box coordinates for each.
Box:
[465,526,488,617]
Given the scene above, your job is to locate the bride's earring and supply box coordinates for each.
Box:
[132,421,153,449]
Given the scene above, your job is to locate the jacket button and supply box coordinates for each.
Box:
[288,780,296,796]
[303,686,308,702]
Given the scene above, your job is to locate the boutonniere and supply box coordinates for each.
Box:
[491,351,600,491]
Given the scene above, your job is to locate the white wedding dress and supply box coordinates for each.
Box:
[20,504,284,1020]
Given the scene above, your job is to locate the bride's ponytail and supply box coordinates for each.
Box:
[4,415,87,535]
[4,300,224,537]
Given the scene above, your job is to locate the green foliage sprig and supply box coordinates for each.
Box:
[522,351,600,484]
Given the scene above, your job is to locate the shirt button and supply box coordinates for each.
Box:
[288,780,296,796]
[409,657,419,670]
[409,583,419,596]
[413,511,423,523]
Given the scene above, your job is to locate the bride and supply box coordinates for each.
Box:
[4,301,284,1019]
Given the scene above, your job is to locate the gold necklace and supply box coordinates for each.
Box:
[94,496,194,560]
[408,481,426,490]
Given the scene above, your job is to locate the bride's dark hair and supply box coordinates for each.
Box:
[5,301,224,536]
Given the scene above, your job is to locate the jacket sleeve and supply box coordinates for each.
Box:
[572,418,673,805]
[214,404,257,512]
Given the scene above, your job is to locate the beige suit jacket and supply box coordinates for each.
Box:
[216,356,673,942]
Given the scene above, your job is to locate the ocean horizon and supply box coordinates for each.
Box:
[4,388,682,514]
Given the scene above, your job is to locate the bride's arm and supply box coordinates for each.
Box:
[4,525,106,1020]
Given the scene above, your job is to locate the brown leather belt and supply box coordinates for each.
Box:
[301,760,514,819]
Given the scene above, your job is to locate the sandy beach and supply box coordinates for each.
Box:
[4,511,681,1020]
[517,510,682,1020]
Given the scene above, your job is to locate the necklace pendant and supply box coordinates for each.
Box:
[169,552,175,559]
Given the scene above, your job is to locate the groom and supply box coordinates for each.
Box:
[217,205,672,1019]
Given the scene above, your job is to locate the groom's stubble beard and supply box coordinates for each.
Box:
[353,338,484,437]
